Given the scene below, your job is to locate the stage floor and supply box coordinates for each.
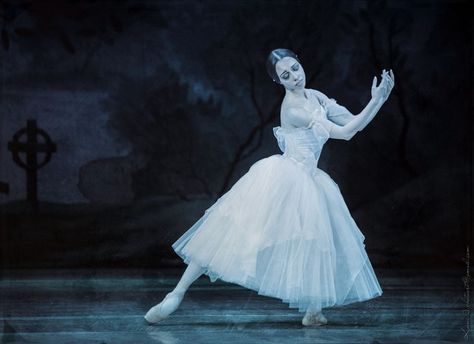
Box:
[0,267,470,343]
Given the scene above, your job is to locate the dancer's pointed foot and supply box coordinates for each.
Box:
[144,290,185,324]
[302,310,328,326]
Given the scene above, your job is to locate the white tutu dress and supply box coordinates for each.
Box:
[172,89,383,312]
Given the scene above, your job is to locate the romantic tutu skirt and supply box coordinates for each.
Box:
[172,154,383,312]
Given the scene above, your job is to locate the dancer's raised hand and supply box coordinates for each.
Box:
[371,69,395,103]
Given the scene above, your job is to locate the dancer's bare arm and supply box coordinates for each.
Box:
[328,69,395,141]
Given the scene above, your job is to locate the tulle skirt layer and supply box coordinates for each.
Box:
[172,154,383,312]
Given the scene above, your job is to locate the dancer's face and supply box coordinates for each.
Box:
[275,57,306,90]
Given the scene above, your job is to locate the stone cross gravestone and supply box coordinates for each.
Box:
[7,119,57,202]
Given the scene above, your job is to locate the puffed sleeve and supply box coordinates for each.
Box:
[272,127,286,153]
[313,89,355,126]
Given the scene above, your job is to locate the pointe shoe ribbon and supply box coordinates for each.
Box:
[302,310,328,326]
[144,290,185,324]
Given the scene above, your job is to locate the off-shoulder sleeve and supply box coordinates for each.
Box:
[313,89,355,126]
[273,127,286,153]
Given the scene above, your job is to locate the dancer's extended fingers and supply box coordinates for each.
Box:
[383,69,393,87]
[372,76,377,89]
[388,72,395,89]
[381,73,389,88]
[384,70,392,86]
[385,69,394,85]
[384,72,393,89]
[385,74,394,89]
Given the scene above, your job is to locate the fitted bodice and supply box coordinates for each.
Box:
[273,96,331,175]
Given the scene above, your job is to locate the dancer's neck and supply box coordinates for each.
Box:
[285,87,308,100]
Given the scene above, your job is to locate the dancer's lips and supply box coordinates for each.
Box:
[295,80,303,86]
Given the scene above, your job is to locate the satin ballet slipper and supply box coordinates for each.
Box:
[144,290,185,324]
[302,310,328,326]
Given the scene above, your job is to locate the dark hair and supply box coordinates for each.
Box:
[266,48,301,84]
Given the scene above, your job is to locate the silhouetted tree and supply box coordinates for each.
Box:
[102,67,225,199]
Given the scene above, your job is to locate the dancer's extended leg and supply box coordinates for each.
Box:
[173,260,206,293]
[144,261,206,324]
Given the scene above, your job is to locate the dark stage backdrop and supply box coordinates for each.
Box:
[0,0,471,269]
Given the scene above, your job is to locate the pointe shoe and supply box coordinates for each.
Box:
[144,290,185,324]
[302,310,328,326]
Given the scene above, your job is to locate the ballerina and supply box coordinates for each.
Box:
[144,48,394,326]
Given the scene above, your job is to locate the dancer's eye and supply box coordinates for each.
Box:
[281,72,289,79]
[292,64,299,71]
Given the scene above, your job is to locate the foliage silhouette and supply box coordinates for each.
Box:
[101,68,226,200]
